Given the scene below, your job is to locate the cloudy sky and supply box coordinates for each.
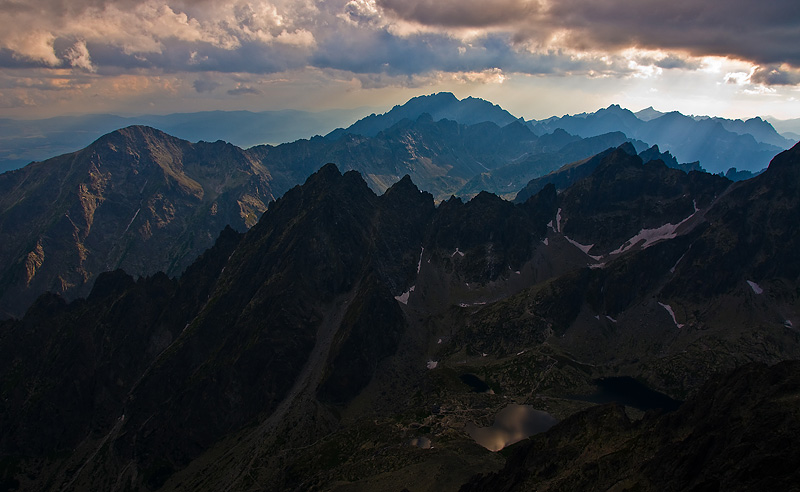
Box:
[1,0,799,120]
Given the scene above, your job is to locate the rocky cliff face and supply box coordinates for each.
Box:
[0,126,275,318]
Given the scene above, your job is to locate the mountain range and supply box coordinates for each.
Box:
[3,93,794,178]
[529,104,793,174]
[0,106,653,319]
[0,93,793,319]
[1,130,799,490]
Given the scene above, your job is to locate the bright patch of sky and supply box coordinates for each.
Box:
[0,0,798,120]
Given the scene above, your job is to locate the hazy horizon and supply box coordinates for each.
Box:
[0,94,797,126]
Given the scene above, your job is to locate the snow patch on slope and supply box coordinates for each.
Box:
[564,236,602,261]
[395,285,415,304]
[555,208,562,233]
[747,280,763,294]
[659,302,684,328]
[124,208,140,233]
[611,209,698,255]
[670,251,687,274]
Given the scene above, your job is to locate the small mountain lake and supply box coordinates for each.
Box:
[466,404,558,452]
[572,376,682,412]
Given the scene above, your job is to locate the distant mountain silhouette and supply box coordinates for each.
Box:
[634,106,665,121]
[529,105,791,173]
[326,92,519,139]
[0,108,368,173]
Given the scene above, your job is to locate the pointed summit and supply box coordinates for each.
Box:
[617,141,638,155]
[384,174,420,196]
[634,106,665,121]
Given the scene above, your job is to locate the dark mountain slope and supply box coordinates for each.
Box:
[556,146,731,254]
[0,225,241,457]
[663,142,800,299]
[458,131,645,199]
[0,165,438,491]
[446,144,799,402]
[515,142,697,204]
[2,144,799,491]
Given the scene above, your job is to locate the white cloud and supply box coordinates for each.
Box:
[0,0,798,117]
[64,40,95,71]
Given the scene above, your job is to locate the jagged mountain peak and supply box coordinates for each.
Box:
[635,106,665,121]
[383,173,423,197]
[469,189,507,205]
[274,163,374,213]
[401,91,459,106]
[308,160,344,181]
[89,124,184,151]
[326,92,519,139]
[617,141,638,155]
[592,143,643,172]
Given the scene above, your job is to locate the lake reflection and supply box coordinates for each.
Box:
[466,404,558,452]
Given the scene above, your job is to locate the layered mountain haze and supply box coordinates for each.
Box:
[1,137,799,490]
[0,109,371,174]
[530,104,794,174]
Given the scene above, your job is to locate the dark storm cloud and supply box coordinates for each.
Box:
[310,27,596,79]
[653,55,701,70]
[0,49,50,68]
[751,66,800,86]
[193,77,220,92]
[548,0,800,66]
[382,0,800,71]
[376,0,538,28]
